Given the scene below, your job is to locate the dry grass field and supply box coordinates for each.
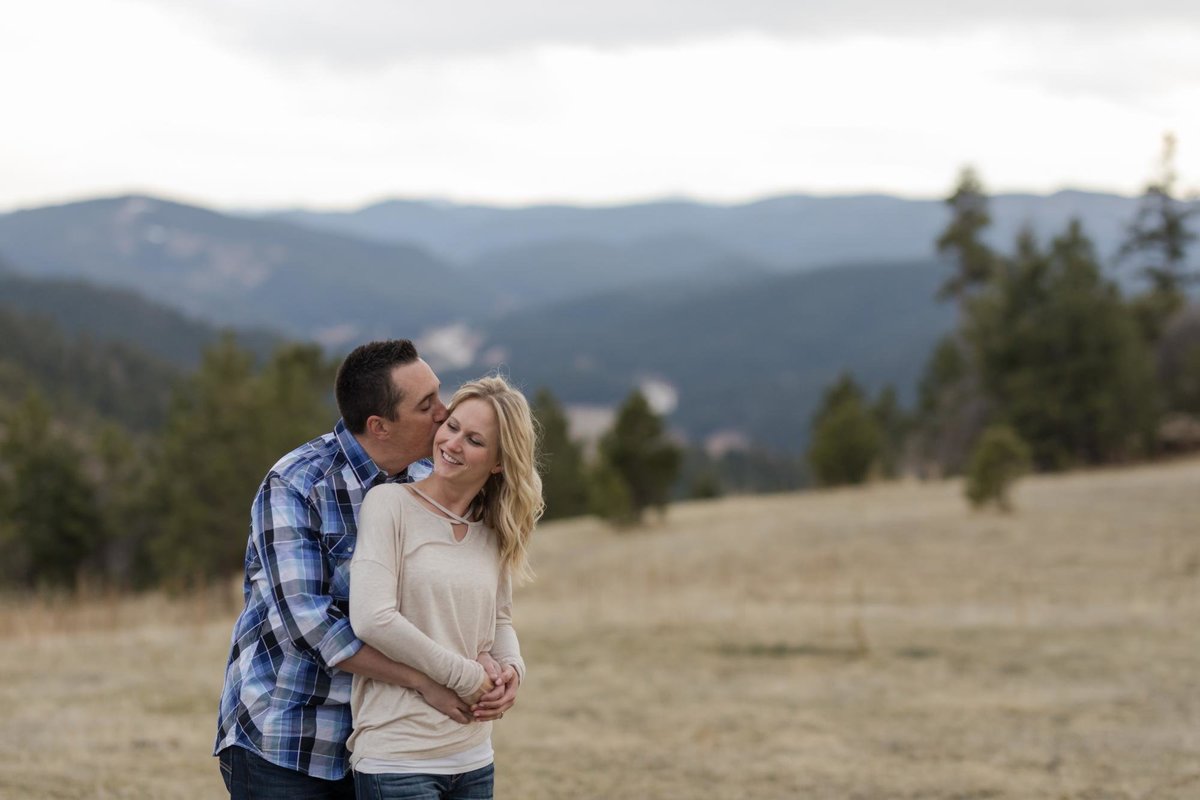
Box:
[1,457,1198,799]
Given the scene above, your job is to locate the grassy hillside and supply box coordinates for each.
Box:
[2,458,1197,798]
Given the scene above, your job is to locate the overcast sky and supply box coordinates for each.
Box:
[2,0,1198,211]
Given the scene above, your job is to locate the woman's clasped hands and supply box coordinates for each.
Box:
[472,652,520,722]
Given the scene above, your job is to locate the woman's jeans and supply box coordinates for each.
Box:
[353,764,494,800]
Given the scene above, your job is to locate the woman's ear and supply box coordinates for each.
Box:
[491,463,503,474]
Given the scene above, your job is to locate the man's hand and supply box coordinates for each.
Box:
[416,679,473,725]
[337,645,472,724]
[477,652,502,686]
[472,664,519,722]
[463,672,496,706]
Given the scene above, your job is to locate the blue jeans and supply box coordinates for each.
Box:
[353,764,495,800]
[218,746,356,800]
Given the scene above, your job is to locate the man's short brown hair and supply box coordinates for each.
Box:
[334,339,420,434]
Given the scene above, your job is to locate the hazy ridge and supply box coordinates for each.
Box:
[266,189,1144,268]
[0,189,1152,451]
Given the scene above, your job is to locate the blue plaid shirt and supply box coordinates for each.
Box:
[214,419,431,779]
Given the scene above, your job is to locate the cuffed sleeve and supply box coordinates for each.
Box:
[490,567,526,685]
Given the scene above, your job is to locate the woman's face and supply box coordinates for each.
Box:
[434,397,502,485]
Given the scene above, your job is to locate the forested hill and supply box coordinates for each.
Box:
[444,259,957,452]
[0,304,181,432]
[461,235,771,313]
[0,272,280,368]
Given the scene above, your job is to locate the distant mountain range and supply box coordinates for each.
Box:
[265,190,1146,269]
[0,188,1165,451]
[0,196,471,347]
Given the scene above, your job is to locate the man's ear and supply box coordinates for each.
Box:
[365,415,390,440]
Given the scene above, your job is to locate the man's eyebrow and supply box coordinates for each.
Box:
[416,389,439,407]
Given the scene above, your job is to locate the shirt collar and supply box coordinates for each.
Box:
[334,418,406,488]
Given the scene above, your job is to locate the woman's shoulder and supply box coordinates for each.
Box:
[365,481,414,499]
[360,482,415,515]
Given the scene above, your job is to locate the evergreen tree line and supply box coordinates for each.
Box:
[0,336,690,590]
[807,136,1200,498]
[536,390,806,524]
[0,305,181,432]
[0,338,336,589]
[532,388,682,526]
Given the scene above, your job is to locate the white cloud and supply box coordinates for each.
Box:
[1,1,1198,210]
[153,0,1200,63]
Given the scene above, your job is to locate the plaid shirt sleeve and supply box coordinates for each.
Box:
[254,474,362,669]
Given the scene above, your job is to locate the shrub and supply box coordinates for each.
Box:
[965,425,1031,512]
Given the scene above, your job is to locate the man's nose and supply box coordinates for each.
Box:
[433,400,448,423]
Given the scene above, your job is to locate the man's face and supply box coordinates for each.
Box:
[377,358,446,472]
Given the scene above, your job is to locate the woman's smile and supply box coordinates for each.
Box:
[434,397,501,483]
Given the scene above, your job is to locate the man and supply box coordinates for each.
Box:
[214,340,511,798]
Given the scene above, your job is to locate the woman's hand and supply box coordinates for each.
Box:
[472,663,519,722]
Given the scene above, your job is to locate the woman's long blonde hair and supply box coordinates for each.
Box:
[449,376,543,583]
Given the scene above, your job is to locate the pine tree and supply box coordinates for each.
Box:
[148,337,263,584]
[598,390,681,523]
[148,338,333,584]
[871,385,909,478]
[914,335,988,476]
[1157,308,1200,416]
[967,220,1156,468]
[965,425,1031,512]
[937,166,996,306]
[807,374,883,486]
[586,456,634,525]
[531,388,589,520]
[1120,133,1198,337]
[93,423,156,587]
[254,343,337,468]
[0,392,105,587]
[917,166,998,476]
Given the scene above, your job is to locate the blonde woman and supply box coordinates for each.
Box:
[347,376,542,800]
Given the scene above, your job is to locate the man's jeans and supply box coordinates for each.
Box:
[218,746,355,800]
[353,764,495,800]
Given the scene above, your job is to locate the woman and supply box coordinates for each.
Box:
[348,376,542,800]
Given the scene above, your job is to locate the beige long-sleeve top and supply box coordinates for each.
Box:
[347,483,525,764]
